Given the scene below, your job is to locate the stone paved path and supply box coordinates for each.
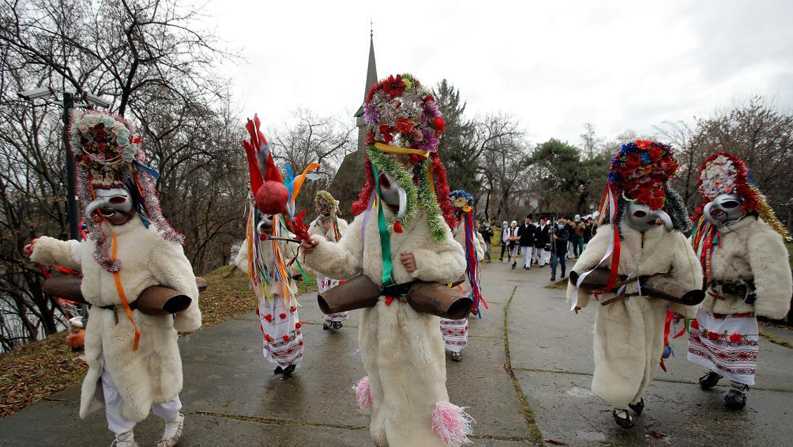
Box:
[1,261,792,446]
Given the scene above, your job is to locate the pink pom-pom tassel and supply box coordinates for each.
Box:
[432,401,474,446]
[353,376,372,411]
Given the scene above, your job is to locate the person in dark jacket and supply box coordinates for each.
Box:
[550,217,570,281]
[479,220,494,263]
[533,217,551,266]
[516,215,536,270]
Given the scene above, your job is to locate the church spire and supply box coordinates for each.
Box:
[363,24,378,101]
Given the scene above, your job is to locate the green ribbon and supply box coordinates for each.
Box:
[372,164,395,287]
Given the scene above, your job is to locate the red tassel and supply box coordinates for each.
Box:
[393,220,403,233]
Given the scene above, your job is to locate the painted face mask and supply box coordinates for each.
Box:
[624,202,673,233]
[704,193,745,227]
[377,171,407,218]
[84,187,134,226]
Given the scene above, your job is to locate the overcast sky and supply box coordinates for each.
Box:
[202,0,793,146]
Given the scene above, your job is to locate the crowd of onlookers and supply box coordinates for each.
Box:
[476,214,598,282]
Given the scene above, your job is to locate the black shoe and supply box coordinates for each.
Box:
[612,409,634,428]
[450,351,462,362]
[699,371,722,390]
[550,276,555,282]
[331,321,343,330]
[322,322,331,331]
[281,364,296,380]
[274,366,283,375]
[628,398,644,416]
[512,262,516,270]
[724,386,748,410]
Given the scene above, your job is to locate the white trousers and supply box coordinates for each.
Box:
[101,369,182,434]
[519,246,531,267]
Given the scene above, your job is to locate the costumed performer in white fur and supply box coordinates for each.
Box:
[27,111,201,447]
[567,139,702,428]
[440,190,487,361]
[687,151,792,410]
[308,190,350,330]
[233,115,318,379]
[301,73,472,447]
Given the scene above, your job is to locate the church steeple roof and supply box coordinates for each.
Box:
[363,28,378,101]
[355,28,378,118]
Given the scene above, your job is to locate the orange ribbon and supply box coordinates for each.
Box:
[111,233,141,351]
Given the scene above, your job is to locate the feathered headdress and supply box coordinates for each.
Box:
[351,74,456,241]
[241,114,319,241]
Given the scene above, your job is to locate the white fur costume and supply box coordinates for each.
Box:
[440,221,485,354]
[308,216,350,324]
[304,206,466,447]
[31,217,201,423]
[687,216,792,384]
[567,223,702,407]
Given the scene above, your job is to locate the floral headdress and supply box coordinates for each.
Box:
[694,151,789,241]
[352,73,456,242]
[450,190,474,214]
[70,110,182,272]
[585,140,683,291]
[607,140,677,210]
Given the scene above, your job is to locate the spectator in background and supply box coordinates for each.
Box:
[507,220,520,267]
[517,215,536,270]
[500,221,510,262]
[583,216,595,248]
[479,220,494,263]
[550,217,570,281]
[534,217,551,266]
[570,214,585,258]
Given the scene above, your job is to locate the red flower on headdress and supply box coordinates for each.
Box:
[433,117,446,133]
[395,117,414,134]
[382,75,405,98]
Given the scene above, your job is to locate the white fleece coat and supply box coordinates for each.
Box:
[698,216,792,319]
[303,207,466,447]
[31,218,201,422]
[566,223,702,407]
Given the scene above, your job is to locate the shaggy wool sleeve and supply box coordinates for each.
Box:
[29,236,82,270]
[566,225,612,309]
[303,215,364,280]
[748,227,793,320]
[410,226,466,284]
[668,231,704,318]
[149,239,202,333]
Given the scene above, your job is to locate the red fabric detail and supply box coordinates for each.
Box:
[384,296,395,306]
[431,153,457,229]
[393,220,403,233]
[352,158,375,216]
[279,313,287,320]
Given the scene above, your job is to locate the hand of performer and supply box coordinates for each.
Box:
[301,237,319,254]
[400,252,417,273]
[23,238,37,257]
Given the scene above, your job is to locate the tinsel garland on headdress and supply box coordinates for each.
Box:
[365,148,451,242]
[71,110,183,273]
[694,151,790,241]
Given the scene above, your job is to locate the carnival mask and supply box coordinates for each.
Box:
[256,212,275,234]
[84,187,134,226]
[377,172,407,218]
[704,193,745,227]
[624,202,673,233]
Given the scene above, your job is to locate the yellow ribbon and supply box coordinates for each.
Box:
[373,142,430,158]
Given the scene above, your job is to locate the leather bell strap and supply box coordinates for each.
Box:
[110,232,141,351]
